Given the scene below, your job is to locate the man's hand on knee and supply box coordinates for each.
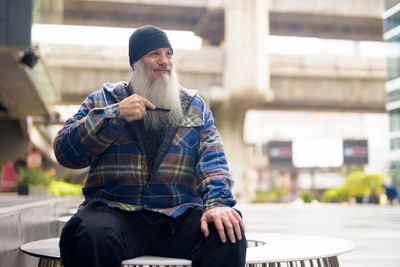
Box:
[200,207,246,244]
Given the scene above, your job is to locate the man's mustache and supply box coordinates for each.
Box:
[154,66,171,71]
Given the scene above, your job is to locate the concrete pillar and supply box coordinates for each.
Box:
[33,0,64,24]
[224,0,270,100]
[214,0,270,201]
[0,120,30,166]
[213,101,250,201]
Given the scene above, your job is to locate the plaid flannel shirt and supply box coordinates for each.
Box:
[53,82,236,218]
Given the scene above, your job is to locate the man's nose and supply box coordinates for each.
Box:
[157,53,169,65]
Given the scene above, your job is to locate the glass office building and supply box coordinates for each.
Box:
[384,0,400,187]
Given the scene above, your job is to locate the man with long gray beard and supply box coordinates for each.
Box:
[54,25,246,267]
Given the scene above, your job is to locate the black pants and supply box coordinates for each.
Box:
[59,203,246,267]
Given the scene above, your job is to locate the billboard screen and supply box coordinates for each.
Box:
[292,137,344,168]
[265,141,292,169]
[343,140,368,165]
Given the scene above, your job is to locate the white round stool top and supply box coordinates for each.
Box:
[21,238,60,259]
[245,232,355,264]
[21,232,355,265]
[122,255,191,265]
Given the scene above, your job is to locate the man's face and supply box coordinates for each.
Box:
[141,47,173,83]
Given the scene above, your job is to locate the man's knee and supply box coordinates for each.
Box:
[74,208,124,246]
[212,225,246,250]
[60,206,124,252]
[205,222,247,254]
[60,208,127,267]
[192,228,246,267]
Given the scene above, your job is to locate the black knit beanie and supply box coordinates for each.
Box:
[129,25,173,70]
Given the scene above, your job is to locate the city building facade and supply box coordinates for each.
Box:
[384,0,400,188]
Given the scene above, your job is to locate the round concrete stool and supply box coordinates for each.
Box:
[21,232,355,267]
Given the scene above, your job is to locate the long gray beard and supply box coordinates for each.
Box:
[129,60,184,131]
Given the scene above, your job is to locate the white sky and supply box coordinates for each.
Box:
[31,24,202,50]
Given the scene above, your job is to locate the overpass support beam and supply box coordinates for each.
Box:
[213,102,251,201]
[215,0,271,200]
[224,0,270,100]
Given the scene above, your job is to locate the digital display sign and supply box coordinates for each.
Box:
[292,137,344,168]
[264,141,292,169]
[343,140,368,165]
[264,139,368,169]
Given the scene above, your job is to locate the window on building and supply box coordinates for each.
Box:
[390,109,400,131]
[389,160,400,187]
[387,35,400,81]
[387,56,400,81]
[387,88,400,102]
[385,11,400,33]
[391,137,400,150]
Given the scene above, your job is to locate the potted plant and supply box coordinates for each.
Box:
[18,168,52,195]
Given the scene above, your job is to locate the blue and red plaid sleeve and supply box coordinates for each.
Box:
[53,92,127,169]
[195,99,236,210]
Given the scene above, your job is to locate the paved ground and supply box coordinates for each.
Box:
[237,202,400,267]
[0,194,54,208]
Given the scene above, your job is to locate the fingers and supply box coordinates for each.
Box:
[201,211,228,243]
[200,216,209,238]
[230,212,243,242]
[232,209,246,234]
[214,217,227,243]
[138,95,155,110]
[223,218,235,243]
[119,94,155,122]
[201,207,245,244]
[239,215,246,234]
[221,212,242,243]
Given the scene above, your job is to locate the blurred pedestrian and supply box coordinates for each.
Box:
[385,184,398,205]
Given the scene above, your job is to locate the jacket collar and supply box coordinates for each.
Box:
[103,81,130,103]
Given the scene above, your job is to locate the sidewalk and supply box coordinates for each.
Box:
[0,192,57,208]
[0,194,82,267]
[238,202,400,267]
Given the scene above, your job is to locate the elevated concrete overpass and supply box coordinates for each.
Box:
[42,44,385,113]
[60,0,383,43]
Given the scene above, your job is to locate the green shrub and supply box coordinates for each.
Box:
[252,186,285,203]
[49,180,82,196]
[18,168,52,187]
[346,171,369,198]
[322,188,339,202]
[322,171,388,203]
[301,191,315,203]
[363,173,385,196]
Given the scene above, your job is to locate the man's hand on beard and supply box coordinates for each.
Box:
[119,94,155,122]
